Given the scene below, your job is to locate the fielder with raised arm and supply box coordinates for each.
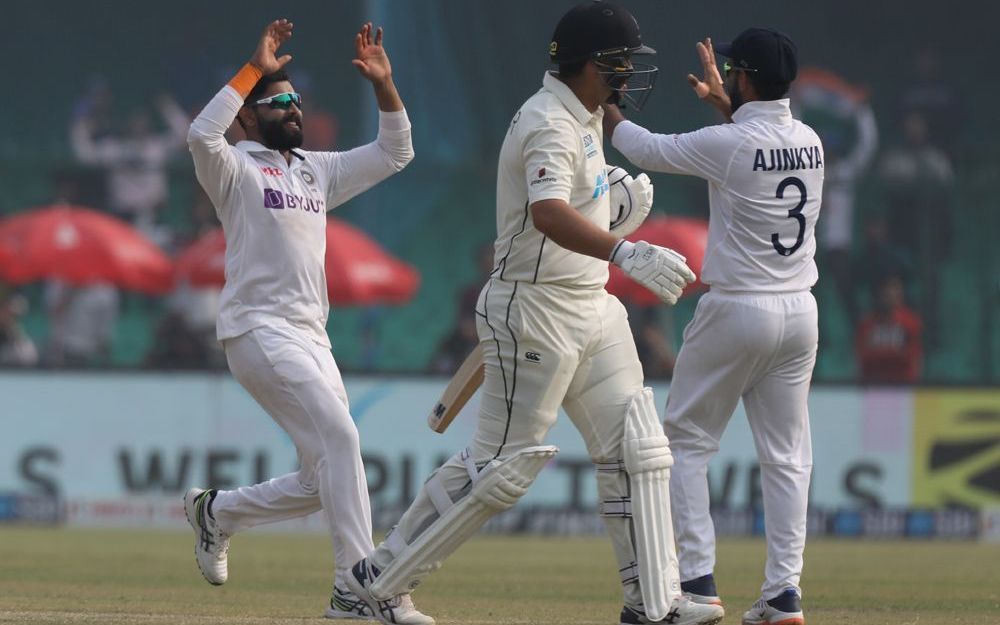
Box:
[605,28,823,625]
[182,19,430,622]
[345,4,721,625]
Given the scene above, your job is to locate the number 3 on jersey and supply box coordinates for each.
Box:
[771,176,807,257]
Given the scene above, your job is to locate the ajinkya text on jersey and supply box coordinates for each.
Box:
[752,146,823,172]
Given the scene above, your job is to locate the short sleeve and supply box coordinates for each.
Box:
[523,118,578,205]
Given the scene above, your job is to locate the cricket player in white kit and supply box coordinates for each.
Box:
[346,4,721,625]
[606,28,823,625]
[182,19,430,622]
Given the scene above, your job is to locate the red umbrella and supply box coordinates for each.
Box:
[175,217,420,306]
[0,205,174,294]
[606,216,709,305]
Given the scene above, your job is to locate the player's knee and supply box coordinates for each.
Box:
[312,409,361,453]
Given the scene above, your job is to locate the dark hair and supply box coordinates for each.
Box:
[246,69,291,104]
[558,60,588,79]
[747,74,790,101]
[237,69,292,130]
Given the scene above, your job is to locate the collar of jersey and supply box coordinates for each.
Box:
[731,98,793,125]
[236,140,283,154]
[542,71,601,126]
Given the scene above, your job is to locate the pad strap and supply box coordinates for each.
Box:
[599,497,633,517]
[619,561,639,585]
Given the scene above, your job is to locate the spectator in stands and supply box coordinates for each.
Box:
[879,111,954,346]
[70,90,189,243]
[792,69,878,328]
[853,215,914,311]
[146,310,210,369]
[429,243,493,373]
[631,305,675,379]
[855,274,922,384]
[0,291,39,367]
[291,70,340,151]
[899,47,961,158]
[44,281,119,367]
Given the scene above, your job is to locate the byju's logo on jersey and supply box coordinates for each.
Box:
[264,188,285,209]
[264,188,325,213]
[592,172,609,199]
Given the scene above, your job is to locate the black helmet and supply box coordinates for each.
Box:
[549,1,658,110]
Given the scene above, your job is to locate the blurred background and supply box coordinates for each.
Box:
[0,0,998,540]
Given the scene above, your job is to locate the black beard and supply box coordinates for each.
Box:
[259,114,304,151]
[726,79,745,113]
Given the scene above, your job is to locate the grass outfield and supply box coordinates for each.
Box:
[0,528,998,624]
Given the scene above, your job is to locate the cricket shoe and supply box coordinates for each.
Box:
[325,584,376,620]
[619,596,724,625]
[345,557,435,625]
[741,588,804,625]
[183,488,230,585]
[681,573,723,607]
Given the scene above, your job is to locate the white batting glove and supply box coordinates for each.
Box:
[607,165,653,237]
[611,240,696,306]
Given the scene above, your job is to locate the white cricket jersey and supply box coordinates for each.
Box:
[188,85,413,346]
[493,72,611,289]
[613,99,824,292]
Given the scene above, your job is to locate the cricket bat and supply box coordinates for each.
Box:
[427,344,485,433]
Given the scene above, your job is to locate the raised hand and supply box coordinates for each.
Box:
[686,38,731,117]
[250,19,294,75]
[352,22,392,85]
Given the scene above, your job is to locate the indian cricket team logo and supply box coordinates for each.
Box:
[592,172,609,198]
[300,169,316,185]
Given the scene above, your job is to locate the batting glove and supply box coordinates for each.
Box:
[607,166,653,237]
[611,239,696,305]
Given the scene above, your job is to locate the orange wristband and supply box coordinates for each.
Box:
[228,63,264,99]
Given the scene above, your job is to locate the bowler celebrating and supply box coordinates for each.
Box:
[183,19,429,622]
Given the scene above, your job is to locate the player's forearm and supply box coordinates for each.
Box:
[189,63,260,150]
[372,77,404,113]
[530,200,618,261]
[188,86,243,150]
[375,109,414,171]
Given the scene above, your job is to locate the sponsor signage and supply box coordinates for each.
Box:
[1,374,995,533]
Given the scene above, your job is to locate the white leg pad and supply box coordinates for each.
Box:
[624,387,679,622]
[369,445,558,600]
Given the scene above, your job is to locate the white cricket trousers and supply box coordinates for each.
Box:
[211,321,375,577]
[664,289,817,600]
[372,279,648,608]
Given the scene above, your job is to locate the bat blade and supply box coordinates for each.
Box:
[427,344,485,433]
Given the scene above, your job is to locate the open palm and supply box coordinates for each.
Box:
[352,22,392,84]
[251,19,294,74]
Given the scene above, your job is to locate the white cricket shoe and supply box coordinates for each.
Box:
[325,584,376,620]
[345,557,435,625]
[183,488,230,585]
[619,596,724,625]
[741,589,804,625]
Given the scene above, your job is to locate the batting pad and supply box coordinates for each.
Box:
[623,388,679,622]
[369,445,559,600]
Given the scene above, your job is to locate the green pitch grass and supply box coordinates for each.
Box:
[1,528,998,624]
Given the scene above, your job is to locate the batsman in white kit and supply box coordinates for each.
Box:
[605,28,823,625]
[181,19,431,622]
[345,3,721,625]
